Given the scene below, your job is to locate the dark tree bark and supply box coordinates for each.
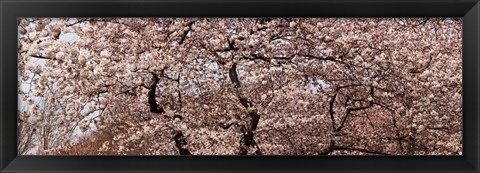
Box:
[148,73,165,114]
[173,131,192,155]
[148,73,191,155]
[229,63,262,155]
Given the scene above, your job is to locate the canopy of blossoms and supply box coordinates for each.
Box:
[18,18,462,155]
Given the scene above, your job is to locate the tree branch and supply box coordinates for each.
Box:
[228,63,262,155]
[178,21,195,45]
[318,141,390,155]
[173,131,192,155]
[66,18,131,27]
[329,93,337,130]
[148,73,165,114]
[409,55,433,74]
[332,145,391,155]
[229,63,241,87]
[334,101,373,132]
[30,55,54,60]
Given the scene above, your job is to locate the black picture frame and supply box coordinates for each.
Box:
[1,0,479,172]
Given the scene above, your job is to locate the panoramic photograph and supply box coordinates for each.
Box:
[17,18,462,155]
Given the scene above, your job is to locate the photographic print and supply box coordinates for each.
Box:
[17,18,462,155]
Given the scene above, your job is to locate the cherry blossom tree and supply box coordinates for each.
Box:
[18,18,462,155]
